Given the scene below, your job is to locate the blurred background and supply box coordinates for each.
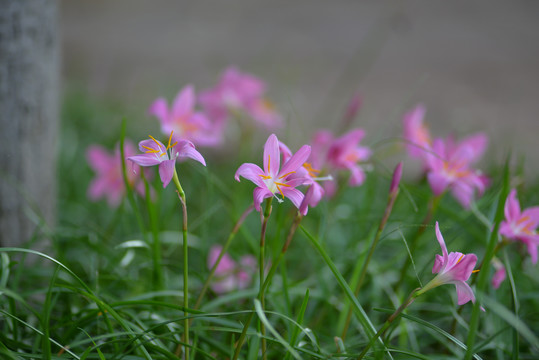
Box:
[62,0,539,176]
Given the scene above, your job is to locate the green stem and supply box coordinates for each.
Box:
[232,208,302,360]
[259,198,272,360]
[341,186,400,339]
[357,288,420,359]
[141,171,163,290]
[172,169,189,360]
[464,160,510,360]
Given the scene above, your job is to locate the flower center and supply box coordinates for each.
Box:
[142,131,177,160]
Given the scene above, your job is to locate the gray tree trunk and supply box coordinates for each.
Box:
[0,0,59,247]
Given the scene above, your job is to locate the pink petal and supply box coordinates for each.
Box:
[128,153,162,167]
[432,254,444,274]
[492,265,506,289]
[235,163,265,187]
[86,145,113,172]
[348,164,366,186]
[263,134,280,176]
[279,141,293,162]
[457,133,488,164]
[172,85,195,118]
[148,98,170,124]
[525,240,538,264]
[138,139,165,153]
[279,145,311,177]
[87,177,108,201]
[447,253,477,282]
[253,187,273,212]
[435,222,449,265]
[451,182,474,209]
[521,206,539,229]
[176,140,206,166]
[427,172,450,196]
[504,189,521,223]
[454,281,475,305]
[159,159,175,188]
[281,187,305,209]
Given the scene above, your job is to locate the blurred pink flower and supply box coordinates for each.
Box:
[425,134,489,208]
[491,258,506,289]
[207,245,256,294]
[402,104,431,158]
[310,129,371,197]
[235,134,311,212]
[87,140,146,207]
[499,189,539,263]
[419,222,478,306]
[127,132,206,188]
[199,66,282,128]
[149,85,222,147]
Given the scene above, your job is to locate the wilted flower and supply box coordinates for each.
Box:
[418,222,478,306]
[149,85,222,147]
[499,189,539,263]
[127,131,206,188]
[207,245,256,294]
[235,134,311,212]
[87,140,146,207]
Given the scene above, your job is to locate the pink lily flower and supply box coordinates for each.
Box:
[199,66,282,128]
[425,133,489,208]
[86,140,148,207]
[499,189,539,263]
[149,85,222,147]
[127,131,206,188]
[402,104,431,158]
[207,245,256,294]
[491,258,506,289]
[235,134,311,212]
[419,222,478,305]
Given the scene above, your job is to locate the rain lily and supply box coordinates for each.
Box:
[499,189,539,263]
[149,85,222,147]
[87,140,147,207]
[199,66,282,128]
[425,133,489,209]
[235,134,311,212]
[127,131,206,188]
[402,104,431,158]
[491,258,506,289]
[207,245,256,294]
[418,222,478,305]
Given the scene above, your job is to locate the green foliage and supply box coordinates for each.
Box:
[0,91,538,359]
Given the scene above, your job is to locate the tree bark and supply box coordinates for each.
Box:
[0,0,59,247]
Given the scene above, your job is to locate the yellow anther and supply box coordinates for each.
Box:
[167,131,174,149]
[472,269,480,273]
[148,134,162,148]
[142,145,160,154]
[259,174,271,180]
[456,254,465,264]
[267,155,271,173]
[278,171,296,179]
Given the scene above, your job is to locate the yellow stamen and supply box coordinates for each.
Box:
[167,131,174,148]
[278,171,296,179]
[259,174,271,180]
[516,215,530,226]
[472,269,480,273]
[267,155,271,173]
[275,182,291,199]
[303,162,320,178]
[142,145,160,154]
[456,254,465,264]
[148,134,162,148]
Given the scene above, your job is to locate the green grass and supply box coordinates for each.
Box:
[0,90,538,359]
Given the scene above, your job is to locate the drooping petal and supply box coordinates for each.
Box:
[176,140,206,166]
[235,163,265,187]
[348,164,366,186]
[454,281,476,305]
[263,134,280,176]
[172,85,195,118]
[281,187,305,209]
[432,254,444,274]
[435,222,449,266]
[279,145,311,177]
[128,153,162,167]
[158,159,176,188]
[253,187,273,212]
[427,172,451,196]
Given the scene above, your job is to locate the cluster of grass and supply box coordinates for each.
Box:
[1,89,538,359]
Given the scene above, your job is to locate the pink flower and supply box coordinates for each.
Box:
[402,104,431,158]
[199,66,282,128]
[491,258,506,289]
[86,140,147,207]
[419,222,478,306]
[149,85,222,147]
[425,134,489,208]
[499,189,539,263]
[207,245,256,294]
[127,132,206,188]
[235,134,311,212]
